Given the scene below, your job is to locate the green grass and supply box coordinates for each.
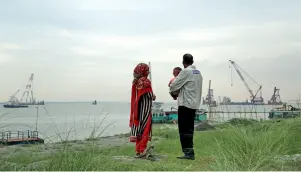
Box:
[0,118,301,171]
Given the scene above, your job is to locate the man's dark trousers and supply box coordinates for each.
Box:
[178,106,196,157]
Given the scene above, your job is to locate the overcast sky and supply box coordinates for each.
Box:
[0,0,300,103]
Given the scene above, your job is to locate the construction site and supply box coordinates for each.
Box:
[203,60,283,106]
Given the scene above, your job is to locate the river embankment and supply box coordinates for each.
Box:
[0,118,300,171]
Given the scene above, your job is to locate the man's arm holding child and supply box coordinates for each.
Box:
[169,70,189,93]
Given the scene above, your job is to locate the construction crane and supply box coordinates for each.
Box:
[9,90,20,102]
[268,87,282,105]
[203,80,217,107]
[229,60,264,104]
[20,73,35,104]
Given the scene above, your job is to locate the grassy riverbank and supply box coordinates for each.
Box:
[0,118,300,171]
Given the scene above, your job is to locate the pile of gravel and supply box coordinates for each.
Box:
[194,121,215,131]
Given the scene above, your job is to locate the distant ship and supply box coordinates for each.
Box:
[219,97,264,105]
[92,100,97,105]
[3,73,45,108]
[3,99,28,108]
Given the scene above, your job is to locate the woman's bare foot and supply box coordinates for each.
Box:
[134,153,146,158]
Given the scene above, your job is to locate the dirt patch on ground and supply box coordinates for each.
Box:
[194,121,215,131]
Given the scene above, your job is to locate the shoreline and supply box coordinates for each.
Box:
[0,118,300,171]
[0,119,255,147]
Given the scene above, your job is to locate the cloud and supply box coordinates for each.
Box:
[0,53,11,65]
[0,43,25,65]
[59,29,73,38]
[54,21,301,65]
[67,0,164,11]
[0,43,23,50]
[0,0,300,102]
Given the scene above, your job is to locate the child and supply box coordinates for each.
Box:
[168,67,182,87]
[168,67,182,100]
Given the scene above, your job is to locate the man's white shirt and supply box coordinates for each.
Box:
[169,65,203,110]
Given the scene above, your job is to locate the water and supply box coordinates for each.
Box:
[0,102,296,143]
[0,102,133,143]
[0,102,178,143]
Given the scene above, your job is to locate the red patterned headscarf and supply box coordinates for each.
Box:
[132,63,151,89]
[130,63,153,127]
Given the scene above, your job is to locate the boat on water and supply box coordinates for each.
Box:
[152,106,207,124]
[3,91,29,108]
[92,100,97,105]
[3,100,28,108]
[268,104,301,119]
[3,103,28,108]
[3,73,44,108]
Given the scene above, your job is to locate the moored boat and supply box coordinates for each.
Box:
[152,107,207,124]
[268,104,301,119]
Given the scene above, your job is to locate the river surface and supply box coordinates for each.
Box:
[0,102,292,143]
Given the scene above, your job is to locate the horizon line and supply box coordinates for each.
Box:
[0,101,174,104]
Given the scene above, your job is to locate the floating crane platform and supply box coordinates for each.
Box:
[3,73,45,108]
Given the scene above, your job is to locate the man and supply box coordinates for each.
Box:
[169,53,203,160]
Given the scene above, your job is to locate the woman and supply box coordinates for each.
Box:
[129,63,156,158]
